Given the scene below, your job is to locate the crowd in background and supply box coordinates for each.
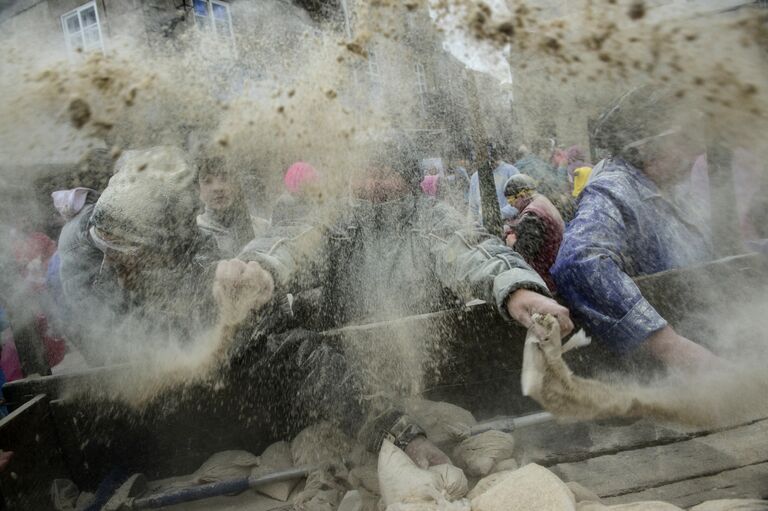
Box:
[1,87,768,419]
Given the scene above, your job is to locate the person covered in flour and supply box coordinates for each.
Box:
[196,156,270,258]
[58,146,222,364]
[552,86,723,372]
[502,173,565,293]
[229,135,573,468]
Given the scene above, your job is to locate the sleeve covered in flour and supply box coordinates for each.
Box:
[238,226,328,293]
[426,202,549,321]
[551,183,667,354]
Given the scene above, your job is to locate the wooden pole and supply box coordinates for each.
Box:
[706,142,741,257]
[464,71,503,237]
[478,146,503,237]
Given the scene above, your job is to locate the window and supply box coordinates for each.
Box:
[415,62,428,110]
[61,2,104,55]
[367,50,381,86]
[193,0,235,48]
[414,63,428,95]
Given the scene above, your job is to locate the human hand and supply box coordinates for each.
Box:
[403,436,451,469]
[646,326,723,373]
[505,233,517,248]
[506,288,573,336]
[213,259,274,326]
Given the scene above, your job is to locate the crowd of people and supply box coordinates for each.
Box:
[0,86,765,463]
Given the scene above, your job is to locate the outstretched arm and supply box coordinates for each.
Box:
[238,224,328,294]
[427,203,572,334]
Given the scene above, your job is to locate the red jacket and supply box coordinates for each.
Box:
[507,194,565,292]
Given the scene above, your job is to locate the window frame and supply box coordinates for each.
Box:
[193,0,236,54]
[414,62,428,110]
[414,62,428,95]
[60,1,105,56]
[366,50,381,86]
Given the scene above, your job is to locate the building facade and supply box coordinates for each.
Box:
[0,0,517,164]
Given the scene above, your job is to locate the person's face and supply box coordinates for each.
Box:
[92,227,173,291]
[352,166,409,203]
[108,248,181,291]
[507,189,534,211]
[199,172,235,211]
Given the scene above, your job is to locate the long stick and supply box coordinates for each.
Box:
[470,411,555,436]
[131,466,312,509]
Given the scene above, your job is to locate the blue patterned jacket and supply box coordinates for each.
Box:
[552,159,713,354]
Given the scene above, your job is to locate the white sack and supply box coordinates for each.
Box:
[193,450,260,484]
[338,490,363,511]
[452,430,515,477]
[470,463,576,511]
[290,421,352,467]
[404,398,477,446]
[427,464,468,501]
[377,440,469,509]
[378,440,444,507]
[466,470,514,500]
[521,324,547,397]
[251,441,298,501]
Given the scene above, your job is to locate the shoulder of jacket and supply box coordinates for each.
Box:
[586,164,640,198]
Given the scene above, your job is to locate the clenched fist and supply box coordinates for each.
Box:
[213,259,275,326]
